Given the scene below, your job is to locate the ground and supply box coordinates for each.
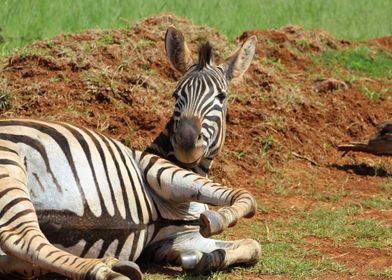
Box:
[0,14,391,280]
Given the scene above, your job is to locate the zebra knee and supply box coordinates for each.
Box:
[237,239,262,258]
[181,249,226,273]
[180,250,203,270]
[140,239,182,266]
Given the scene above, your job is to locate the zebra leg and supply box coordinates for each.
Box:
[136,152,257,237]
[0,146,141,280]
[0,255,45,279]
[142,226,261,273]
[0,255,141,280]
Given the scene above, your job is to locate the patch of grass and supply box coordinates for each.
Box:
[285,92,304,107]
[261,135,274,153]
[261,56,285,71]
[321,45,392,79]
[0,78,10,111]
[353,219,392,249]
[254,242,348,278]
[0,92,9,110]
[64,105,92,118]
[362,198,392,210]
[238,219,350,278]
[229,92,247,105]
[97,33,114,46]
[235,150,247,160]
[378,177,392,195]
[253,135,275,158]
[293,206,392,249]
[49,74,70,83]
[82,70,102,85]
[361,86,388,101]
[271,173,294,196]
[16,46,51,59]
[309,189,349,203]
[264,114,286,131]
[134,38,155,50]
[1,0,392,55]
[369,266,392,278]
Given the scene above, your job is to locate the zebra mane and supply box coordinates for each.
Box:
[198,42,213,67]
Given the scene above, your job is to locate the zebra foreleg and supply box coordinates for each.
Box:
[137,152,257,237]
[0,148,141,280]
[142,226,261,273]
[0,255,46,279]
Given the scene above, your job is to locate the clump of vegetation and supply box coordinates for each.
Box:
[361,86,388,101]
[293,206,392,249]
[0,93,9,110]
[321,45,392,78]
[369,267,392,278]
[97,33,114,46]
[0,78,10,110]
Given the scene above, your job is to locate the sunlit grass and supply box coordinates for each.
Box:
[319,45,392,79]
[1,0,392,55]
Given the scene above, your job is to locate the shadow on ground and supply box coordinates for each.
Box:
[330,163,391,177]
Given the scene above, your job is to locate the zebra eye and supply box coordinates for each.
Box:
[217,92,227,103]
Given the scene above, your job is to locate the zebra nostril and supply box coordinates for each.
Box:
[197,133,202,141]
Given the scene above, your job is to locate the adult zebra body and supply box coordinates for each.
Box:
[0,28,259,280]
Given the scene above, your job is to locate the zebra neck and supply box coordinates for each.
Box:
[144,119,174,160]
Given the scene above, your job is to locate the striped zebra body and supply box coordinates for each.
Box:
[0,27,259,280]
[0,119,157,261]
[0,119,259,279]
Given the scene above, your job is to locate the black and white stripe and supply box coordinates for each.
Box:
[0,29,258,279]
[172,64,228,159]
[0,120,157,260]
[0,118,258,279]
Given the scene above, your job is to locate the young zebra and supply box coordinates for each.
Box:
[147,27,256,176]
[0,28,259,280]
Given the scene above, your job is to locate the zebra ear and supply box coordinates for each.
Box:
[221,35,257,81]
[198,42,213,67]
[165,26,192,73]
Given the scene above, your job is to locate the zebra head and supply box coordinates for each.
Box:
[165,27,257,171]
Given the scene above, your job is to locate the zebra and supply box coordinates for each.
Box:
[0,27,259,280]
[146,27,256,176]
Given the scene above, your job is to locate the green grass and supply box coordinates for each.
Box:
[293,206,392,249]
[369,266,392,278]
[361,86,388,101]
[0,78,9,110]
[256,242,348,277]
[244,206,391,277]
[1,0,392,55]
[320,45,392,79]
[142,204,391,279]
[362,198,392,209]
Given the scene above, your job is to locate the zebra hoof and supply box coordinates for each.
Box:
[199,210,225,238]
[112,261,142,280]
[180,250,203,270]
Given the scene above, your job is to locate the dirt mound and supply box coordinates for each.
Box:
[1,14,391,279]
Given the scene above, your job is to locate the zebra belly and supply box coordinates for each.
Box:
[37,210,155,261]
